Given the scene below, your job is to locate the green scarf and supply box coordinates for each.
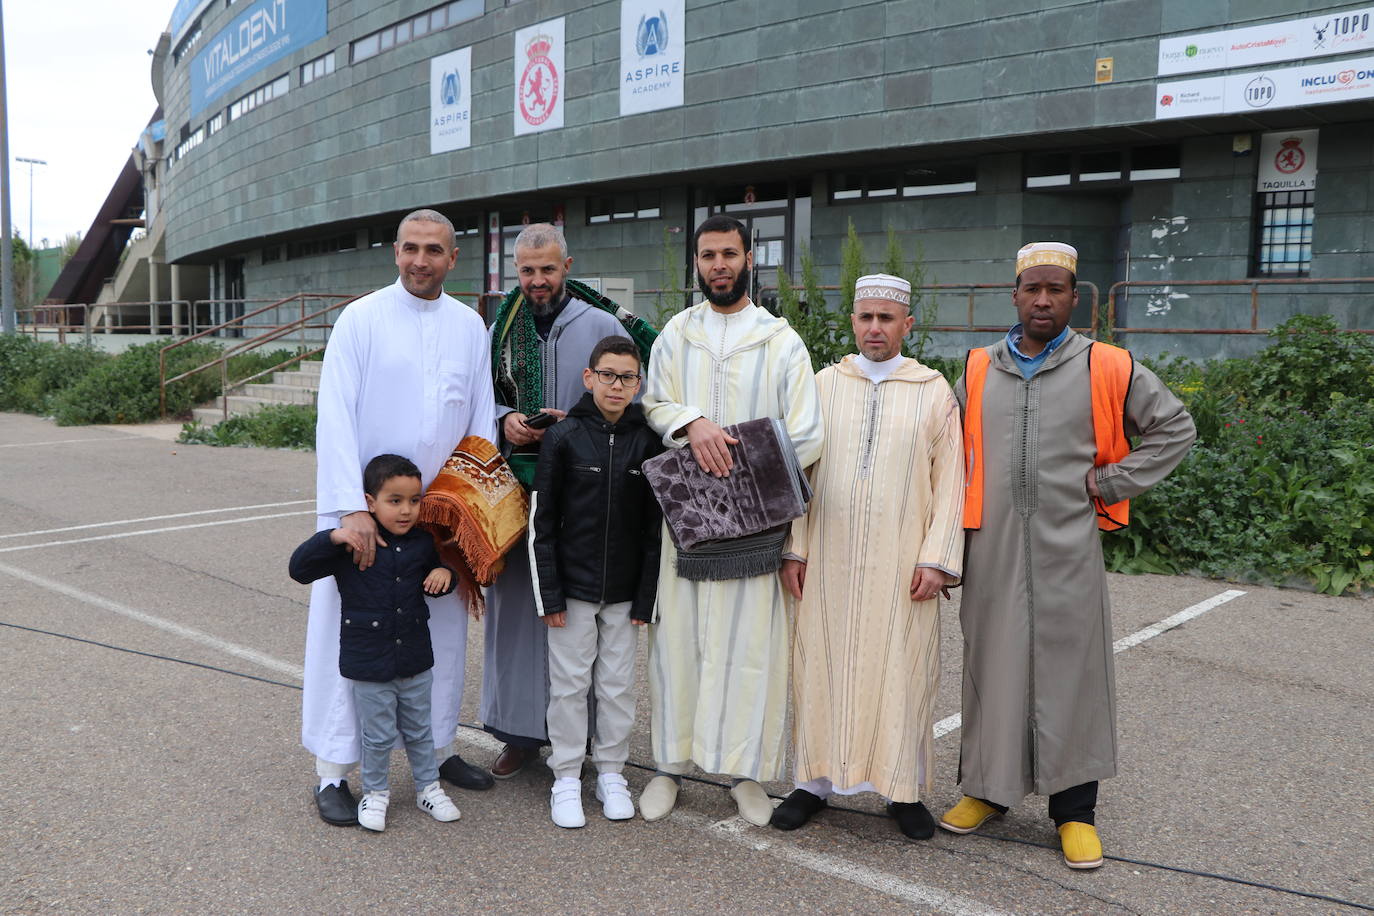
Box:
[489,279,660,486]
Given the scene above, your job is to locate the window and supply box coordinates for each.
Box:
[172,21,204,65]
[262,245,282,264]
[829,163,977,202]
[301,52,336,86]
[288,232,359,260]
[1023,145,1180,190]
[174,124,206,161]
[1253,190,1314,276]
[587,191,662,224]
[206,111,226,136]
[351,0,482,63]
[229,74,290,121]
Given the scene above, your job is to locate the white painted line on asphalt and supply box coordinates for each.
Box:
[0,559,305,680]
[0,510,316,554]
[676,811,1011,916]
[0,435,145,449]
[0,500,315,540]
[1112,588,1247,652]
[930,588,1249,741]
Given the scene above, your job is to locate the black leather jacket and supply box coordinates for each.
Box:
[529,393,663,621]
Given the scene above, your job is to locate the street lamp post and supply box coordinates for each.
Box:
[16,156,45,248]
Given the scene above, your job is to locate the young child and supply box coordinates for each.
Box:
[529,335,664,828]
[289,453,462,833]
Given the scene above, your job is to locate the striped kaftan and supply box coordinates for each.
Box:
[786,356,964,803]
[642,302,823,780]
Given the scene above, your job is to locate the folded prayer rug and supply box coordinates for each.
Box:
[418,436,529,588]
[642,417,812,580]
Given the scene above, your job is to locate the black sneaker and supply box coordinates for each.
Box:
[770,789,827,830]
[439,754,496,791]
[888,800,936,840]
[315,780,359,826]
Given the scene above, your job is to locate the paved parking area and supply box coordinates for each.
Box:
[2,412,1371,915]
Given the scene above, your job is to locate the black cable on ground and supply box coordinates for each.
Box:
[5,619,1370,912]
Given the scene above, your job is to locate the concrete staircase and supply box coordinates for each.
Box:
[191,360,322,425]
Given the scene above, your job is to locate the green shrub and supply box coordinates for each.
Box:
[0,335,108,414]
[179,403,317,449]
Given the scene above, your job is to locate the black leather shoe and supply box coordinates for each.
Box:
[888,800,936,840]
[439,754,495,791]
[315,780,359,826]
[770,789,827,830]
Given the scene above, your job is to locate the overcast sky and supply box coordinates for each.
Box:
[5,3,170,249]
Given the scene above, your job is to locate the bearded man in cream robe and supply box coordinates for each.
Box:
[639,214,823,826]
[303,209,497,827]
[772,274,964,841]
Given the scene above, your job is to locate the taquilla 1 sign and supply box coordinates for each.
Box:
[620,0,685,116]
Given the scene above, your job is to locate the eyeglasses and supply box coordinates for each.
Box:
[592,369,642,388]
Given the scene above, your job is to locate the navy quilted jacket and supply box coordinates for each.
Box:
[288,526,454,682]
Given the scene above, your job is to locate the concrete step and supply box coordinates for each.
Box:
[242,382,317,405]
[295,360,323,376]
[273,368,321,388]
[191,394,314,425]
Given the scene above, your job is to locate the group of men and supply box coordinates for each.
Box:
[300,208,1194,871]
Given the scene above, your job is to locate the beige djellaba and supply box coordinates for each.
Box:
[954,331,1195,807]
[786,355,965,803]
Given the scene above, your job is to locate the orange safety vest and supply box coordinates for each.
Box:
[962,341,1134,532]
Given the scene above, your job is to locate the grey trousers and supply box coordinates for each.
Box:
[351,669,439,793]
[546,598,637,779]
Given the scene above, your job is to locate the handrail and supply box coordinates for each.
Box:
[159,293,358,420]
[1102,277,1374,336]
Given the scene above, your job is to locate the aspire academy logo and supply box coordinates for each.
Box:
[519,34,559,127]
[636,9,669,57]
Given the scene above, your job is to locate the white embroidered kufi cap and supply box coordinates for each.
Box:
[1015,241,1078,276]
[854,273,911,307]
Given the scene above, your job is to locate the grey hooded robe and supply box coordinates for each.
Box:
[954,331,1195,806]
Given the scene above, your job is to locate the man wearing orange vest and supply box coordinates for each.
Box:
[939,241,1195,870]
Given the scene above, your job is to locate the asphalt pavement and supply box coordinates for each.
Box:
[1,411,1370,915]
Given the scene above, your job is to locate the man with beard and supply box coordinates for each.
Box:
[304,209,496,826]
[638,214,823,825]
[481,223,630,778]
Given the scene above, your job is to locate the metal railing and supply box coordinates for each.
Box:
[1101,277,1374,336]
[158,293,358,421]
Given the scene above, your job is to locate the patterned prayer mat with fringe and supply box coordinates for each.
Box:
[418,436,529,593]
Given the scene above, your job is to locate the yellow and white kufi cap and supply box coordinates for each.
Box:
[854,273,911,307]
[1016,241,1078,276]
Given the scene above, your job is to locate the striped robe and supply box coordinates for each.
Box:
[642,302,823,780]
[786,356,964,802]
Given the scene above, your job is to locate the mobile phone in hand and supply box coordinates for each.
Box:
[524,411,557,430]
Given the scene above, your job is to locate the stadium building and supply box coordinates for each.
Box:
[51,0,1374,358]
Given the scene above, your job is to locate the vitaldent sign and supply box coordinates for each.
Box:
[619,0,685,116]
[190,0,328,117]
[1157,56,1374,118]
[1158,7,1374,76]
[430,47,472,155]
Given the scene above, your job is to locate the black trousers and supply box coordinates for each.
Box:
[978,781,1098,826]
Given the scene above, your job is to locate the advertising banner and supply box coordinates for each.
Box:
[430,47,473,155]
[170,0,216,44]
[190,0,328,117]
[513,18,565,136]
[1156,56,1374,119]
[619,0,685,116]
[1257,130,1319,192]
[1159,7,1374,76]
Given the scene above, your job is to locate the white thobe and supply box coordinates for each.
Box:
[642,301,823,780]
[302,278,496,766]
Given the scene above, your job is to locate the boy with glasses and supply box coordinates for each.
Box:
[528,336,664,827]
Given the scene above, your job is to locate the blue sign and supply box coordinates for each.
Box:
[189,0,328,116]
[169,0,214,43]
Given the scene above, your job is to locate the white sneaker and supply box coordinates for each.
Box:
[416,781,461,823]
[550,776,586,829]
[595,772,635,821]
[358,790,389,832]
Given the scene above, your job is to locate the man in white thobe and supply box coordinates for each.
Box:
[639,214,823,826]
[304,209,496,826]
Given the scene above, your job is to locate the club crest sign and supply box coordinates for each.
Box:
[620,0,685,115]
[514,18,565,135]
[1257,130,1318,191]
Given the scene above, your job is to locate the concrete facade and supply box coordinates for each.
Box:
[152,0,1374,359]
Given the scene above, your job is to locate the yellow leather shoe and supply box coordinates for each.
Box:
[1058,821,1104,869]
[938,796,1001,834]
